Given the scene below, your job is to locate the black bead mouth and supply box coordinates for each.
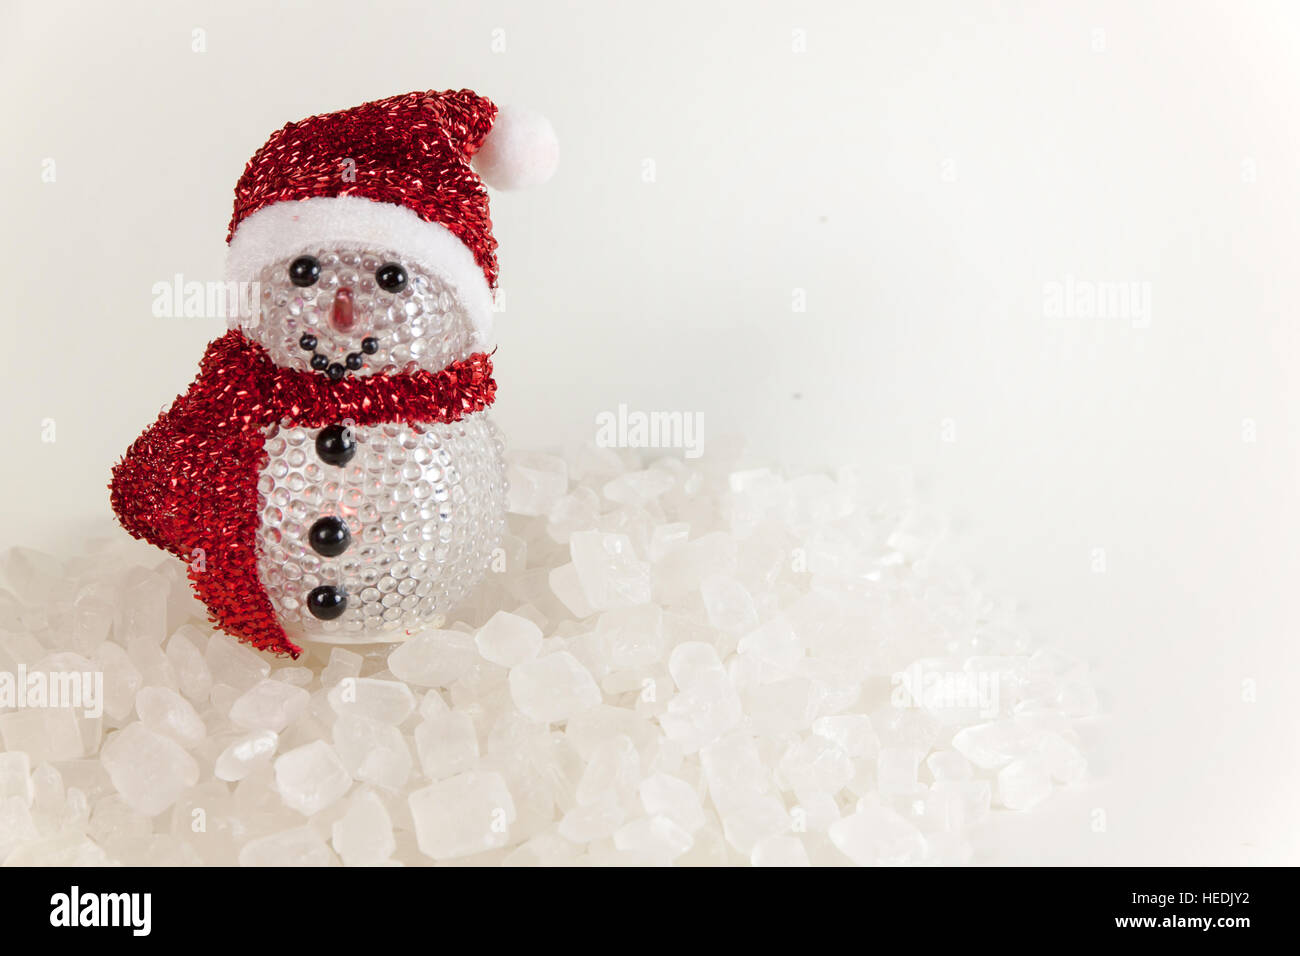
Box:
[307,584,348,620]
[299,334,380,381]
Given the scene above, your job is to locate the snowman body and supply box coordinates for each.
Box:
[255,415,506,642]
[241,245,508,642]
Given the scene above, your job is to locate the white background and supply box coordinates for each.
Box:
[2,0,1297,864]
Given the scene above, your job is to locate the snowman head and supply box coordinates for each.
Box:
[225,91,557,378]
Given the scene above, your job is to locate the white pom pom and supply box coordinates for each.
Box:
[474,106,559,190]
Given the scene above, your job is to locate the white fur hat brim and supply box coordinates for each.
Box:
[225,195,495,349]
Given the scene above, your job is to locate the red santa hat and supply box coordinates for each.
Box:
[225,89,558,345]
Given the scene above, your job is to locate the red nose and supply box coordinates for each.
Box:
[330,288,355,334]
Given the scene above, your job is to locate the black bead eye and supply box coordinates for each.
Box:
[375,263,407,293]
[360,337,379,355]
[289,256,321,287]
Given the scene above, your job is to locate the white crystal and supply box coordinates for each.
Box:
[114,572,169,646]
[927,779,992,829]
[751,834,811,867]
[408,771,516,860]
[1,547,64,602]
[419,689,450,719]
[638,773,706,833]
[613,814,693,860]
[593,604,664,671]
[0,710,83,766]
[214,730,278,782]
[135,686,206,749]
[558,799,625,843]
[700,575,760,634]
[238,827,335,867]
[547,485,601,541]
[205,633,271,690]
[737,617,803,670]
[997,756,1054,810]
[876,748,923,796]
[654,531,737,603]
[165,626,212,703]
[662,656,743,752]
[508,652,601,723]
[925,749,974,781]
[274,741,352,815]
[0,752,33,807]
[127,637,177,690]
[648,522,690,562]
[332,790,395,866]
[668,641,725,692]
[603,469,675,505]
[778,736,854,796]
[273,666,312,687]
[100,723,199,817]
[0,796,39,857]
[414,712,479,780]
[569,530,651,610]
[790,791,841,833]
[1,828,112,866]
[829,806,925,865]
[321,647,363,686]
[333,714,412,790]
[549,563,598,618]
[229,679,310,732]
[719,798,791,854]
[475,611,543,667]
[812,715,880,758]
[952,719,1042,769]
[92,641,142,721]
[327,678,416,724]
[575,734,640,806]
[30,763,64,833]
[870,705,941,753]
[506,451,568,516]
[387,630,477,687]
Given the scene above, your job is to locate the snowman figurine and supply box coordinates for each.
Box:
[111,90,558,656]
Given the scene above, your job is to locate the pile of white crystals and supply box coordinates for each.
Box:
[0,445,1097,866]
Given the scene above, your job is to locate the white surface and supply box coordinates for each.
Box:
[2,0,1297,864]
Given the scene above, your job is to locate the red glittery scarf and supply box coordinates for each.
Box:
[110,329,497,657]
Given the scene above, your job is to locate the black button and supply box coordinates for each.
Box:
[345,352,364,370]
[308,515,351,557]
[360,336,379,355]
[315,424,356,466]
[299,333,317,351]
[306,585,347,620]
[310,354,329,371]
[326,362,345,381]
